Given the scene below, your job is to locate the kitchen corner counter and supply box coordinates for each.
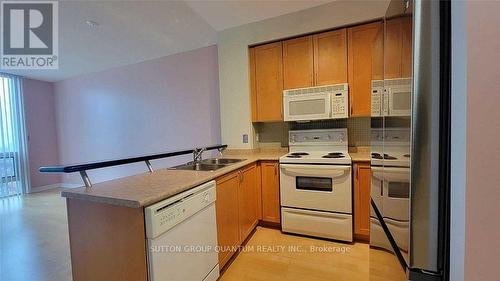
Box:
[348,147,371,162]
[61,149,287,208]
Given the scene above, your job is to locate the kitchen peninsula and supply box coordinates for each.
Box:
[42,147,285,281]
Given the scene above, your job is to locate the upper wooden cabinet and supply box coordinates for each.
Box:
[385,17,413,79]
[250,42,283,122]
[260,161,280,224]
[313,29,348,86]
[283,36,314,89]
[348,21,383,117]
[401,16,413,78]
[250,21,385,121]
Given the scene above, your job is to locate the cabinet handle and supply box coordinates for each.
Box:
[274,164,278,176]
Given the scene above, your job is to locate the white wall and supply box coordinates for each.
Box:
[450,1,466,280]
[54,46,221,185]
[218,0,389,148]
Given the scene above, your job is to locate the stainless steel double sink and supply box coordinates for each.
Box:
[171,158,245,171]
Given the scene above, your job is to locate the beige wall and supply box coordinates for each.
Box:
[464,1,500,280]
[217,0,389,148]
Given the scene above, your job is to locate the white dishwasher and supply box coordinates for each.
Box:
[145,180,219,281]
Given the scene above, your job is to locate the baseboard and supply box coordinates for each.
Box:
[30,183,83,193]
[60,183,84,189]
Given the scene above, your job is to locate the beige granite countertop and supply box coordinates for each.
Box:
[61,149,287,208]
[348,147,371,162]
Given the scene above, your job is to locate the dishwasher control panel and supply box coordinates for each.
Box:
[145,181,216,239]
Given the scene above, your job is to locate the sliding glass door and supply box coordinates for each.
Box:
[0,74,29,197]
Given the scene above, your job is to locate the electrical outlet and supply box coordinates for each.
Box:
[243,134,248,143]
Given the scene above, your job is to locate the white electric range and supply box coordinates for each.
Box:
[279,129,353,242]
[370,128,411,257]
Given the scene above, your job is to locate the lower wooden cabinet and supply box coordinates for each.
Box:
[238,163,259,243]
[260,161,280,223]
[353,162,371,241]
[215,171,240,268]
[215,161,280,269]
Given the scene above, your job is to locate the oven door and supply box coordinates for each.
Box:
[388,86,411,116]
[280,164,351,213]
[382,167,410,222]
[283,92,331,121]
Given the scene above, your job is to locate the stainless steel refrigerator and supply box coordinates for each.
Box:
[369,0,451,280]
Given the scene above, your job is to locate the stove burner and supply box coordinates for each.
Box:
[286,155,302,158]
[322,154,345,159]
[327,152,344,156]
[290,152,309,156]
[371,153,397,160]
[404,154,410,158]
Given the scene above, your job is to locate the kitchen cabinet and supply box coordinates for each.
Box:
[260,161,280,224]
[215,163,259,268]
[353,162,371,241]
[401,16,413,78]
[215,171,240,268]
[348,21,383,117]
[283,36,314,89]
[250,42,284,122]
[238,163,259,243]
[385,17,413,79]
[313,29,348,86]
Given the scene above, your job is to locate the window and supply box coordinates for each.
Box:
[0,74,28,197]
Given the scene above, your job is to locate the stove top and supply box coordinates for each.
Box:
[370,128,410,168]
[370,151,410,167]
[281,129,351,165]
[280,151,351,165]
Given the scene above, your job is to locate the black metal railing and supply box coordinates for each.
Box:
[39,144,227,188]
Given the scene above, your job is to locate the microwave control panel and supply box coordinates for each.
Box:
[331,91,348,119]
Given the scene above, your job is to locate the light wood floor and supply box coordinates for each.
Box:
[1,190,406,281]
[0,189,72,281]
[219,227,406,281]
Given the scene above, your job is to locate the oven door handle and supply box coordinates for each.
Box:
[280,164,350,178]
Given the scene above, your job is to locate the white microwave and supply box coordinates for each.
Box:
[283,83,348,121]
[371,78,411,117]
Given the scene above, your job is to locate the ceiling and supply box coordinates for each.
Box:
[3,0,335,82]
[185,0,333,31]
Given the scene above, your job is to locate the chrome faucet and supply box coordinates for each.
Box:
[217,147,226,158]
[193,148,206,163]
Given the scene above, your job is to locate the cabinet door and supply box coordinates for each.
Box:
[252,42,283,122]
[238,164,258,243]
[261,161,280,223]
[384,18,403,79]
[385,17,413,79]
[313,29,348,86]
[348,21,383,117]
[215,172,240,268]
[354,162,371,241]
[283,36,314,89]
[401,16,413,78]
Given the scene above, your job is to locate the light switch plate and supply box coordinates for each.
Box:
[243,134,248,143]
